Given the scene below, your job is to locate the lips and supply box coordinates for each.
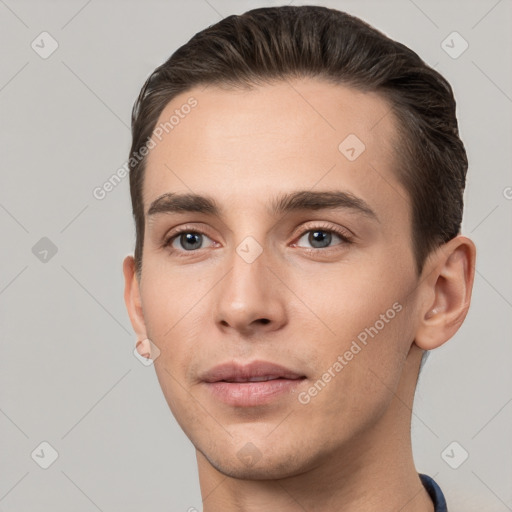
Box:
[201,360,306,407]
[201,360,306,383]
[202,361,306,408]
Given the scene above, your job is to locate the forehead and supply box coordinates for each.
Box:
[142,78,409,223]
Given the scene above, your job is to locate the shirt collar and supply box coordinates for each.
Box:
[419,473,448,512]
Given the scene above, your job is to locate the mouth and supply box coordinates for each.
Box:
[220,375,302,383]
[201,360,307,407]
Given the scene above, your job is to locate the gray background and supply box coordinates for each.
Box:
[1,0,511,510]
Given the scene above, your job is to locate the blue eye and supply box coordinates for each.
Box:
[163,224,353,257]
[165,231,215,251]
[296,228,351,249]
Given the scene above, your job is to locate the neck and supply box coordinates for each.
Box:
[197,345,434,512]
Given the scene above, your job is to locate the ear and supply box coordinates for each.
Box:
[414,235,476,350]
[123,255,149,356]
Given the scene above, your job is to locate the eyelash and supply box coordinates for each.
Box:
[162,223,354,256]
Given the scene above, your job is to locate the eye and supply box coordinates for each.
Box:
[162,223,353,256]
[294,226,353,250]
[164,230,216,252]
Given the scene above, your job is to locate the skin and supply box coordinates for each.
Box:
[123,78,476,511]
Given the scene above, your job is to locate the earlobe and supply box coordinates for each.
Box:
[123,255,148,340]
[136,338,152,359]
[414,236,476,351]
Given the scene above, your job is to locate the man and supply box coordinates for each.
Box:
[123,6,475,511]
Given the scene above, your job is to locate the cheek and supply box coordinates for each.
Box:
[296,309,412,442]
[292,259,410,343]
[142,271,207,422]
[292,266,414,401]
[138,270,214,405]
[140,264,210,335]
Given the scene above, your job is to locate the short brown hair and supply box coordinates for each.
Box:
[128,5,467,278]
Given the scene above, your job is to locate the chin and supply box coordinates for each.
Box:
[200,445,315,481]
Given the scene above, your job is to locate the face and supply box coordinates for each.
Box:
[129,78,425,479]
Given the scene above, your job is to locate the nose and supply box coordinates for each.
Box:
[213,240,288,337]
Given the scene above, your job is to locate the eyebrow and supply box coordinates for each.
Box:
[147,190,378,221]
